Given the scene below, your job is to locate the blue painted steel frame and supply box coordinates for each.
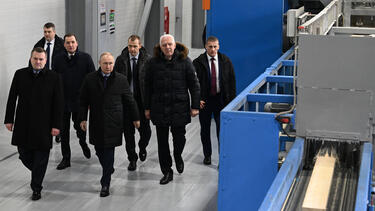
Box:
[355,142,373,211]
[206,1,283,93]
[218,48,295,211]
[259,138,304,211]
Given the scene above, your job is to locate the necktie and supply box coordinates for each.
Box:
[103,76,108,88]
[46,42,51,69]
[131,57,137,92]
[210,57,217,96]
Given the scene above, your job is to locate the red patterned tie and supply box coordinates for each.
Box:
[210,57,217,96]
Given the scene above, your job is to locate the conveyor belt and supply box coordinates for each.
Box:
[282,167,358,211]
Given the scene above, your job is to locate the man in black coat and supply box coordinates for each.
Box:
[33,22,64,70]
[193,36,236,165]
[33,22,65,143]
[4,47,64,201]
[114,35,151,171]
[53,33,95,170]
[144,34,200,185]
[79,52,140,197]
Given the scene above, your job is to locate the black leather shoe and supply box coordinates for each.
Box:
[176,159,184,174]
[56,159,71,170]
[159,171,173,185]
[128,161,137,171]
[100,186,110,197]
[139,149,147,162]
[203,156,211,165]
[55,135,61,143]
[31,191,41,201]
[81,144,91,159]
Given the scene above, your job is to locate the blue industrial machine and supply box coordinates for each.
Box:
[218,0,375,210]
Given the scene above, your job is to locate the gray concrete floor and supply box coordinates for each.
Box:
[0,117,219,211]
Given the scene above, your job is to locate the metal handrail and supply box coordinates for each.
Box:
[298,0,343,35]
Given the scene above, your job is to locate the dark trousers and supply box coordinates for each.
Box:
[123,105,151,161]
[155,125,186,175]
[61,111,87,160]
[199,94,222,158]
[18,147,50,192]
[94,146,115,187]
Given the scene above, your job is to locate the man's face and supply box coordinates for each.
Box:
[64,36,78,54]
[44,27,56,42]
[128,39,141,57]
[205,40,220,57]
[100,55,114,75]
[30,51,47,70]
[160,36,176,59]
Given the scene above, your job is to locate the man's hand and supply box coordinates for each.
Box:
[145,110,150,119]
[5,123,13,132]
[200,100,205,109]
[191,109,199,117]
[51,128,60,136]
[80,121,87,131]
[133,121,140,129]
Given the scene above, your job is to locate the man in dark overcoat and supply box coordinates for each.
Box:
[114,34,151,171]
[33,22,65,143]
[53,33,96,170]
[193,36,236,165]
[4,47,64,201]
[79,52,140,197]
[144,34,200,185]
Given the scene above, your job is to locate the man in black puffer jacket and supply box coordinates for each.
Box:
[79,52,140,197]
[144,34,200,185]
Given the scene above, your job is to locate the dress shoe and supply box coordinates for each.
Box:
[31,191,41,201]
[203,156,211,165]
[80,144,91,159]
[56,159,71,170]
[159,171,173,185]
[55,135,61,143]
[100,186,110,197]
[128,161,137,171]
[176,159,184,174]
[139,149,147,162]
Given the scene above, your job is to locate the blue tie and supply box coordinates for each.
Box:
[46,42,51,69]
[103,76,109,88]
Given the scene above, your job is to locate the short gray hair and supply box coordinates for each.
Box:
[99,52,113,61]
[159,34,175,45]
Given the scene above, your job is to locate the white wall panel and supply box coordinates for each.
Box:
[113,0,144,57]
[0,0,65,125]
[182,0,192,48]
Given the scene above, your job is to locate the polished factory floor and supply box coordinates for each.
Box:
[0,48,219,211]
[0,117,219,211]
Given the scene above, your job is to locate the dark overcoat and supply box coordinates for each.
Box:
[4,67,64,150]
[79,70,140,148]
[33,35,65,68]
[114,46,151,105]
[53,50,95,112]
[144,43,200,126]
[193,52,236,107]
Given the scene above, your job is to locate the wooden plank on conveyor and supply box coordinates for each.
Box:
[302,153,336,211]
